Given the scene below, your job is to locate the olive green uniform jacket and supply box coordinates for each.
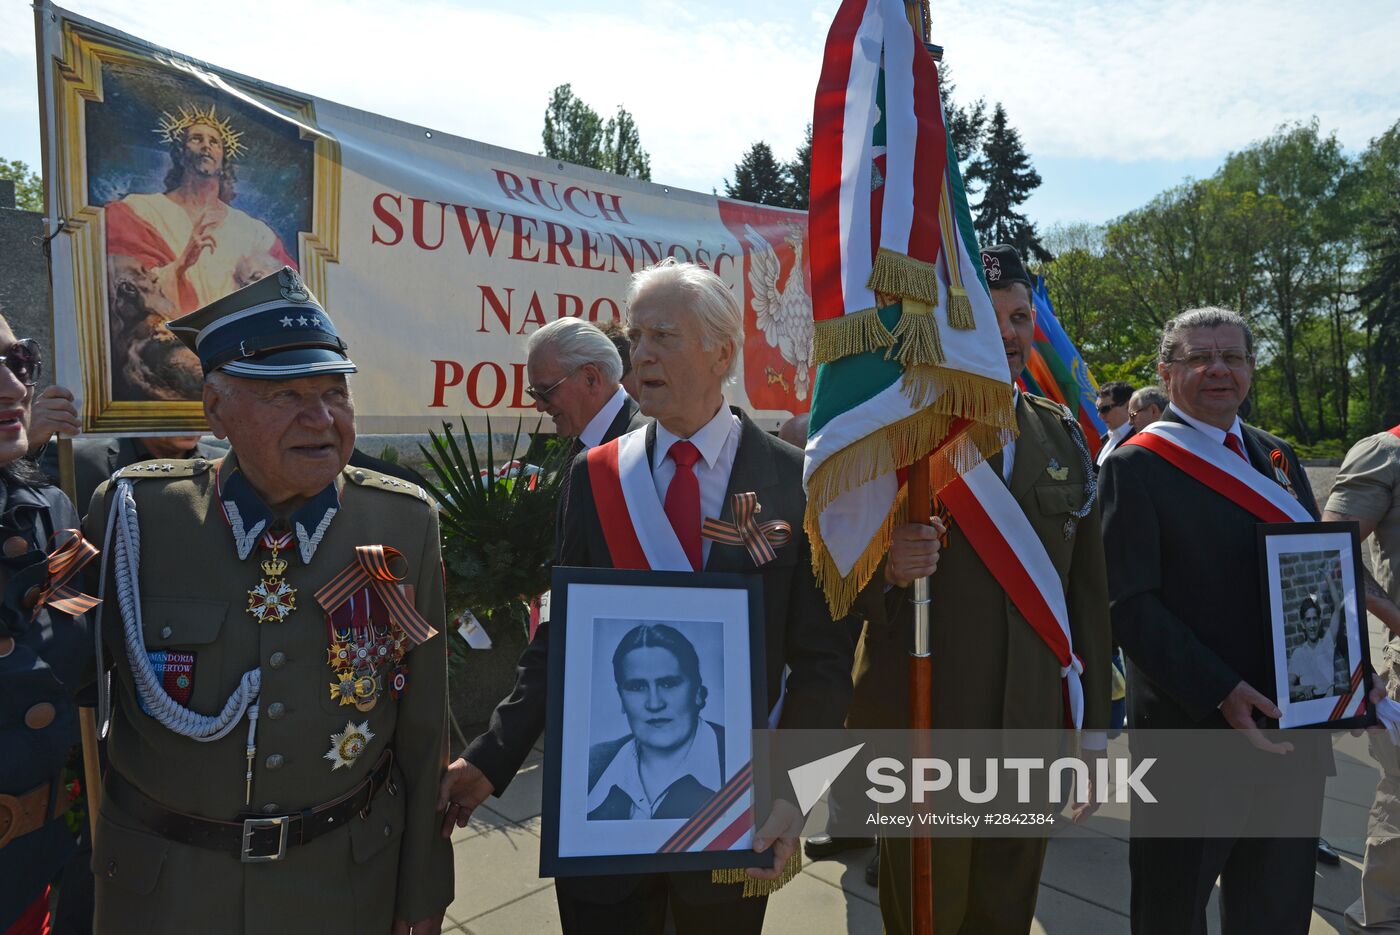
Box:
[84,456,453,934]
[847,394,1112,935]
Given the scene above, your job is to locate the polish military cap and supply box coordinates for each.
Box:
[166,267,357,379]
[979,244,1032,290]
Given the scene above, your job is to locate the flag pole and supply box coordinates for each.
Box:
[906,8,938,934]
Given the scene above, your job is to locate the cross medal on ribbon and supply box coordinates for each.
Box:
[247,530,297,623]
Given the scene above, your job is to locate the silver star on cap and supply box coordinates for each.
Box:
[280,316,294,327]
[297,315,309,327]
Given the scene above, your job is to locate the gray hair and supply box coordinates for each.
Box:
[627,258,744,380]
[526,317,623,384]
[1130,385,1169,412]
[1158,306,1255,365]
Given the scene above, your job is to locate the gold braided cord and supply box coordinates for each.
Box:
[938,182,977,330]
[804,375,1015,618]
[712,850,803,896]
[867,247,941,306]
[812,307,896,365]
[887,299,944,368]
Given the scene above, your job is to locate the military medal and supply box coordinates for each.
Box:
[324,720,374,770]
[1046,458,1069,481]
[247,530,297,623]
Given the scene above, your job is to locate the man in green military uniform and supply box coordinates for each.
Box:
[84,269,453,934]
[847,245,1113,935]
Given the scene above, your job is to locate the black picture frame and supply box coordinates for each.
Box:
[1258,521,1376,730]
[541,566,770,878]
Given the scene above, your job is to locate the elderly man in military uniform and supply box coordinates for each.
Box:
[847,244,1113,935]
[83,269,452,934]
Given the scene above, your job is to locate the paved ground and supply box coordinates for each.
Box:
[442,620,1389,934]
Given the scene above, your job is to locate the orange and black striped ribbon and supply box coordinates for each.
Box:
[700,493,792,567]
[37,529,102,619]
[314,545,437,646]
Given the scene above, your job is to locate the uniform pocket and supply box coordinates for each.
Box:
[141,598,230,647]
[349,770,406,865]
[1034,483,1084,516]
[93,808,170,896]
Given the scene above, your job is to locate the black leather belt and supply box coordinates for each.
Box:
[105,750,395,863]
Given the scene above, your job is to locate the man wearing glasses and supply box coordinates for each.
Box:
[523,317,645,454]
[1126,385,1168,434]
[1095,381,1135,469]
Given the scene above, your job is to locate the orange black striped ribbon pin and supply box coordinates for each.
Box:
[314,545,437,646]
[700,493,792,567]
[36,529,102,620]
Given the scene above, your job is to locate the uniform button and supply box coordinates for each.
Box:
[105,860,117,878]
[353,471,366,482]
[24,703,56,730]
[0,636,12,657]
[263,803,280,814]
[160,626,173,640]
[3,535,28,557]
[23,586,41,609]
[269,651,286,669]
[265,754,284,770]
[266,702,285,719]
[383,823,392,838]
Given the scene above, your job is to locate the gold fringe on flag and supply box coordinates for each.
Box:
[888,299,945,369]
[803,372,1017,619]
[712,850,804,896]
[939,181,977,330]
[812,307,896,365]
[867,247,941,306]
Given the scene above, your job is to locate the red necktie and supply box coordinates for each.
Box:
[1224,433,1247,462]
[664,440,703,571]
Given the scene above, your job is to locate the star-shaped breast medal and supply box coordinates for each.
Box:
[324,720,374,770]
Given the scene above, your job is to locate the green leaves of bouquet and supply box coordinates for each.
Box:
[420,418,571,639]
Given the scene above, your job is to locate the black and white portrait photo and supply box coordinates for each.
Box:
[586,620,726,821]
[1262,524,1373,729]
[543,568,767,877]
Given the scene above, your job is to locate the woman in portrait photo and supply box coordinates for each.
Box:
[1287,560,1348,702]
[586,623,724,821]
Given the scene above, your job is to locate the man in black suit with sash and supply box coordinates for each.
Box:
[524,316,645,453]
[1101,306,1380,934]
[439,259,853,934]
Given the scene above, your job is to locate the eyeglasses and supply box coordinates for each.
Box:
[1096,402,1120,415]
[1167,348,1254,371]
[524,367,579,404]
[0,339,41,387]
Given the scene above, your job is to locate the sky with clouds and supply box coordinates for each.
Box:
[1,0,1397,227]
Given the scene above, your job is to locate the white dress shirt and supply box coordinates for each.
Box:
[652,403,742,566]
[1166,403,1246,458]
[1000,388,1021,485]
[579,386,629,450]
[1096,420,1132,466]
[585,719,724,819]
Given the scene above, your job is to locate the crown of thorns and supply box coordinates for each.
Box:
[153,104,244,160]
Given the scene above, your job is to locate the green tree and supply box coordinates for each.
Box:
[725,141,793,207]
[0,158,42,211]
[785,124,812,210]
[938,64,986,170]
[1357,122,1400,430]
[964,103,1048,261]
[541,85,651,180]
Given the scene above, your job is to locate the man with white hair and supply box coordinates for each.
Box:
[440,259,854,934]
[525,317,644,452]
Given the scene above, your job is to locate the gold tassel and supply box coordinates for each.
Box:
[888,300,944,369]
[812,307,896,365]
[946,286,975,330]
[868,247,941,306]
[711,850,804,896]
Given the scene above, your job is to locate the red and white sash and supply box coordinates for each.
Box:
[940,461,1086,730]
[1121,421,1312,524]
[587,428,692,572]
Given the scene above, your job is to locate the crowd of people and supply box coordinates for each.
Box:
[5,243,1400,935]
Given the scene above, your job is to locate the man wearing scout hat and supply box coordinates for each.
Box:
[846,244,1113,935]
[84,268,452,934]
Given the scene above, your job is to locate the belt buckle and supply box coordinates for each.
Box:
[241,816,288,863]
[0,793,19,850]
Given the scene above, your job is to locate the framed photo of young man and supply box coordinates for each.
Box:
[1260,522,1376,729]
[541,567,769,878]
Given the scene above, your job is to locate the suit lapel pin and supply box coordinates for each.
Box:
[1269,449,1300,500]
[1046,458,1069,481]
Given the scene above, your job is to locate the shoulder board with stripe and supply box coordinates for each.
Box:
[1023,393,1074,421]
[114,458,214,480]
[343,465,436,508]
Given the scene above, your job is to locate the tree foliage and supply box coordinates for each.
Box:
[541,85,651,180]
[725,141,795,208]
[965,103,1049,261]
[0,158,42,212]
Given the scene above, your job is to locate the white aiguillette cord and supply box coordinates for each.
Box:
[95,480,262,796]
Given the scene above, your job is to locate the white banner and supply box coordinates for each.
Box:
[35,2,815,434]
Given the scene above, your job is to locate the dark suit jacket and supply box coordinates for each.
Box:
[585,722,726,821]
[847,393,1113,734]
[1100,409,1319,728]
[600,393,646,445]
[39,437,224,521]
[1094,425,1136,474]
